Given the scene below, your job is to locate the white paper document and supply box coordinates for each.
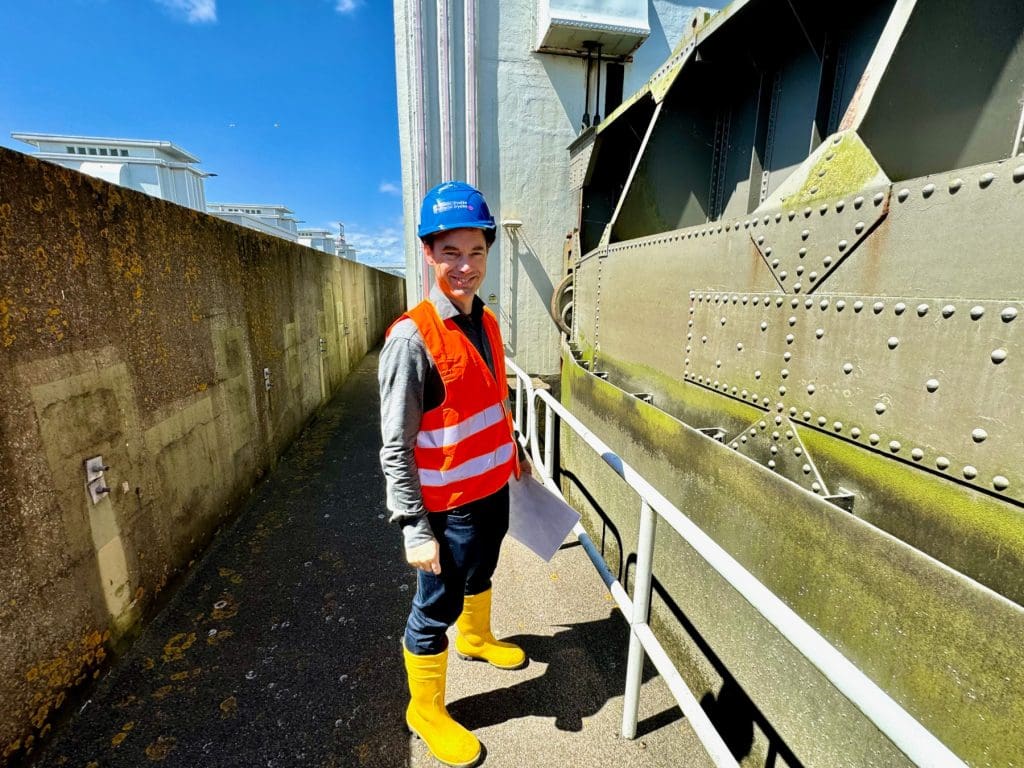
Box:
[508,473,581,562]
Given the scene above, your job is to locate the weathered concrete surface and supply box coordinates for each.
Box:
[0,147,404,765]
[29,350,711,768]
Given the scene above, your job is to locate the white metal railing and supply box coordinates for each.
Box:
[506,356,967,768]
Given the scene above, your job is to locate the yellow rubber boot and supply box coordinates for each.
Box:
[403,645,481,768]
[455,588,527,670]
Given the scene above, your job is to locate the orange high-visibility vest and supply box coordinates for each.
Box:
[394,299,520,512]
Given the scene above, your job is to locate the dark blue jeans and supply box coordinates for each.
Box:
[404,484,510,655]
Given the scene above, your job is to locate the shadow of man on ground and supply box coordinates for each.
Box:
[449,612,678,735]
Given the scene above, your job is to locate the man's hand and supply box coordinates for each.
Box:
[406,538,441,575]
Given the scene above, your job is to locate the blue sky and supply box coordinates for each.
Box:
[0,0,405,264]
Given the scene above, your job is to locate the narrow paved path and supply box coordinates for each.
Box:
[35,349,710,768]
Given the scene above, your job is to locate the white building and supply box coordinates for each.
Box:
[11,132,210,211]
[206,203,300,243]
[298,223,356,259]
[12,131,358,256]
[298,227,336,253]
[394,0,713,375]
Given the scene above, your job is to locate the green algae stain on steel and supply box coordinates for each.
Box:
[782,133,881,208]
[798,426,1024,605]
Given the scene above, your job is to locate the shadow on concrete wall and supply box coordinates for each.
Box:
[502,227,556,356]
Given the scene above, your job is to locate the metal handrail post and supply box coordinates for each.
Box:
[514,374,524,445]
[622,499,656,739]
[543,398,555,480]
[528,384,545,472]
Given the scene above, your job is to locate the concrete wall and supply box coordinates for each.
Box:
[394,0,704,376]
[0,148,405,764]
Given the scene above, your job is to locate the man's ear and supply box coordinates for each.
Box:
[421,240,436,266]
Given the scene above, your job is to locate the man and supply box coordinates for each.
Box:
[378,181,529,768]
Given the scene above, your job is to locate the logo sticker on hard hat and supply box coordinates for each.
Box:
[433,200,470,214]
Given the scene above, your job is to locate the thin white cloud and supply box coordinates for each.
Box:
[335,0,361,14]
[346,226,406,266]
[378,181,401,195]
[156,0,216,23]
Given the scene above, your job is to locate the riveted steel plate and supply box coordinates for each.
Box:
[823,157,1024,301]
[558,4,1024,763]
[568,130,596,191]
[686,292,1024,504]
[595,226,779,383]
[749,185,890,295]
[729,415,826,494]
[572,250,602,365]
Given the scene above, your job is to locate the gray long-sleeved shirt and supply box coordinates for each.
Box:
[378,285,500,549]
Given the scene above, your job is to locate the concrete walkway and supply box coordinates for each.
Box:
[34,349,712,768]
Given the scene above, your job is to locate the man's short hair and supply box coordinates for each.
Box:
[421,227,496,249]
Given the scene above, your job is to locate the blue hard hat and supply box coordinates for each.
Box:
[417,181,496,241]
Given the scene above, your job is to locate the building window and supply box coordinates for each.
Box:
[87,147,97,155]
[66,146,75,154]
[99,148,108,156]
[120,149,128,157]
[77,147,86,154]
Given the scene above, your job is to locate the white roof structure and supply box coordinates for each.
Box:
[207,203,294,214]
[207,202,301,242]
[12,132,202,163]
[11,131,210,210]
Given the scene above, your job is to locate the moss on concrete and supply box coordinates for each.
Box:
[0,146,406,765]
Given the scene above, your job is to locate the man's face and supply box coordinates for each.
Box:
[423,228,489,312]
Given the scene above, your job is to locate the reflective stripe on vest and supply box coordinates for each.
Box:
[416,402,506,450]
[418,442,516,487]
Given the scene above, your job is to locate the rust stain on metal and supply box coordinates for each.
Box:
[839,71,871,131]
